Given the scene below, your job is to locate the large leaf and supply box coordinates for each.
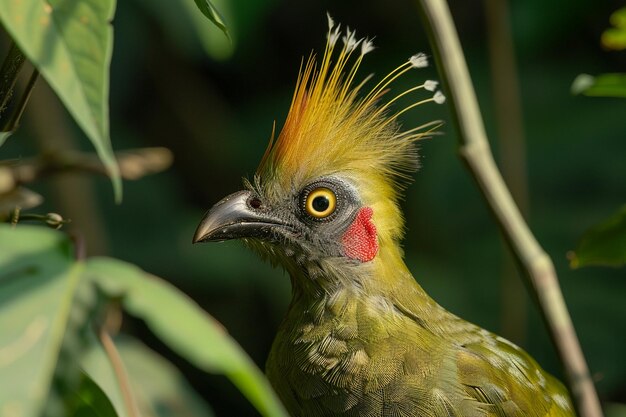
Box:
[571,73,626,98]
[0,225,82,417]
[570,205,626,268]
[0,0,122,201]
[84,257,289,417]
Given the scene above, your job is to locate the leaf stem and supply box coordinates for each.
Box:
[414,1,603,416]
[99,328,141,417]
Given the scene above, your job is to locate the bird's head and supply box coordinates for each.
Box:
[193,16,444,288]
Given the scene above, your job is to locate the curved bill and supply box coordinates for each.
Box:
[192,190,286,243]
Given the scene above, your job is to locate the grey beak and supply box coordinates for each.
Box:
[192,190,286,243]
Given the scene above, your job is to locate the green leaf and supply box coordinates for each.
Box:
[0,0,122,201]
[602,28,626,51]
[67,371,120,417]
[570,205,626,268]
[192,0,230,40]
[602,7,626,50]
[0,225,82,417]
[178,0,234,60]
[571,73,626,98]
[84,257,289,417]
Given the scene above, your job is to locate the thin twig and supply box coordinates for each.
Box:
[0,147,173,194]
[414,1,603,417]
[99,328,141,417]
[4,211,69,229]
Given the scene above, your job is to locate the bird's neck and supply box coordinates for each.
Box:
[270,241,451,393]
[286,241,438,319]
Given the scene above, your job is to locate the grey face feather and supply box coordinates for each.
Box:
[246,175,362,261]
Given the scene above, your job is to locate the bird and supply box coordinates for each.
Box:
[193,15,574,417]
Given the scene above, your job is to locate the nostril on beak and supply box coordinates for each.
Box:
[249,197,262,209]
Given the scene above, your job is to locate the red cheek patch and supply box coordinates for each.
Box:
[341,207,378,262]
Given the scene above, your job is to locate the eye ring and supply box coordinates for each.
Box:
[304,187,337,219]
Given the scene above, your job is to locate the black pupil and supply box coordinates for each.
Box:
[312,195,330,212]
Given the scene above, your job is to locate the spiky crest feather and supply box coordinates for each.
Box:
[256,17,442,244]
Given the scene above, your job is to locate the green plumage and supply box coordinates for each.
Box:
[194,15,576,417]
[265,254,573,417]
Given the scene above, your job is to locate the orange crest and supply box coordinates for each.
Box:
[257,14,444,208]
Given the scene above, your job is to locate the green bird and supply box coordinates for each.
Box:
[193,16,574,417]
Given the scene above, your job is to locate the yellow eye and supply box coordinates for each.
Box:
[305,188,336,219]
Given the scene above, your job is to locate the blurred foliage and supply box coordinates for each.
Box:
[572,6,626,98]
[86,256,288,417]
[134,0,237,60]
[0,226,78,417]
[572,73,626,97]
[602,7,626,50]
[80,332,215,417]
[569,205,626,268]
[570,6,626,270]
[606,403,626,417]
[191,0,231,41]
[0,0,122,200]
[65,372,119,417]
[1,0,626,415]
[109,337,214,417]
[0,225,287,417]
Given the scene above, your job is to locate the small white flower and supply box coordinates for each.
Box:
[342,27,358,52]
[361,37,375,55]
[423,80,438,92]
[327,12,334,31]
[409,52,428,68]
[328,24,341,46]
[433,90,446,104]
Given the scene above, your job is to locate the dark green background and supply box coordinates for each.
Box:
[3,0,625,415]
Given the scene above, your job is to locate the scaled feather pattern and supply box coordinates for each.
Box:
[227,15,575,417]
